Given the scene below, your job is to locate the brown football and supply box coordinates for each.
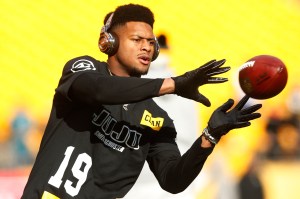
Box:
[239,55,288,99]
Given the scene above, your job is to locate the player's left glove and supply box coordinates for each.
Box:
[172,59,230,107]
[203,95,262,144]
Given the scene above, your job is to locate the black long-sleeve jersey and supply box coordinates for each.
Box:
[22,55,213,199]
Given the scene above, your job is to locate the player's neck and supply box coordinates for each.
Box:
[107,59,131,77]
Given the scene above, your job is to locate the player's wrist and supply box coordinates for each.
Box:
[202,127,218,146]
[159,78,175,95]
[201,135,213,148]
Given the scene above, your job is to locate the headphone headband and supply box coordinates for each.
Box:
[101,13,114,33]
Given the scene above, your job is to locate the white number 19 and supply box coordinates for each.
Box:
[48,146,92,197]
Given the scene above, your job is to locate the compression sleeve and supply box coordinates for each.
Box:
[147,136,214,194]
[69,73,164,105]
[55,55,164,106]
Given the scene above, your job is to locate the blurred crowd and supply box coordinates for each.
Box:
[0,107,46,168]
[264,85,300,160]
[238,84,300,199]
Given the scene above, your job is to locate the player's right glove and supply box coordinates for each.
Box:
[203,95,262,144]
[172,59,230,107]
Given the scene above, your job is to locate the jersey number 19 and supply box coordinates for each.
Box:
[48,146,92,197]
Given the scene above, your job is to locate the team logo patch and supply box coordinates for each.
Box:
[71,59,96,73]
[140,110,164,131]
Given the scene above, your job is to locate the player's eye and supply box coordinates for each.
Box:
[132,38,141,43]
[149,40,155,46]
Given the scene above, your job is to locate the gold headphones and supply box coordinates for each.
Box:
[98,13,160,61]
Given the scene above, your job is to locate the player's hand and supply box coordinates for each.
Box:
[172,59,230,106]
[204,95,262,144]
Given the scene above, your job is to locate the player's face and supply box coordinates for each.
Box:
[113,22,156,77]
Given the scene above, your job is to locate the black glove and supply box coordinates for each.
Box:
[204,95,262,144]
[172,59,230,107]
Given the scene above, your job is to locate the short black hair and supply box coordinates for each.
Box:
[103,4,155,31]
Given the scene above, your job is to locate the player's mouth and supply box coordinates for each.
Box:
[138,55,151,65]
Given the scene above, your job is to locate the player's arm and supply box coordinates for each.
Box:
[148,136,214,194]
[70,59,230,106]
[68,73,165,105]
[59,56,230,106]
[148,96,262,193]
[56,56,165,105]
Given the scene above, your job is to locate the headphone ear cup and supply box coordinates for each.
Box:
[98,32,119,56]
[151,40,160,61]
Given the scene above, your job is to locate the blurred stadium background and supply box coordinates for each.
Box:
[1,0,300,198]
